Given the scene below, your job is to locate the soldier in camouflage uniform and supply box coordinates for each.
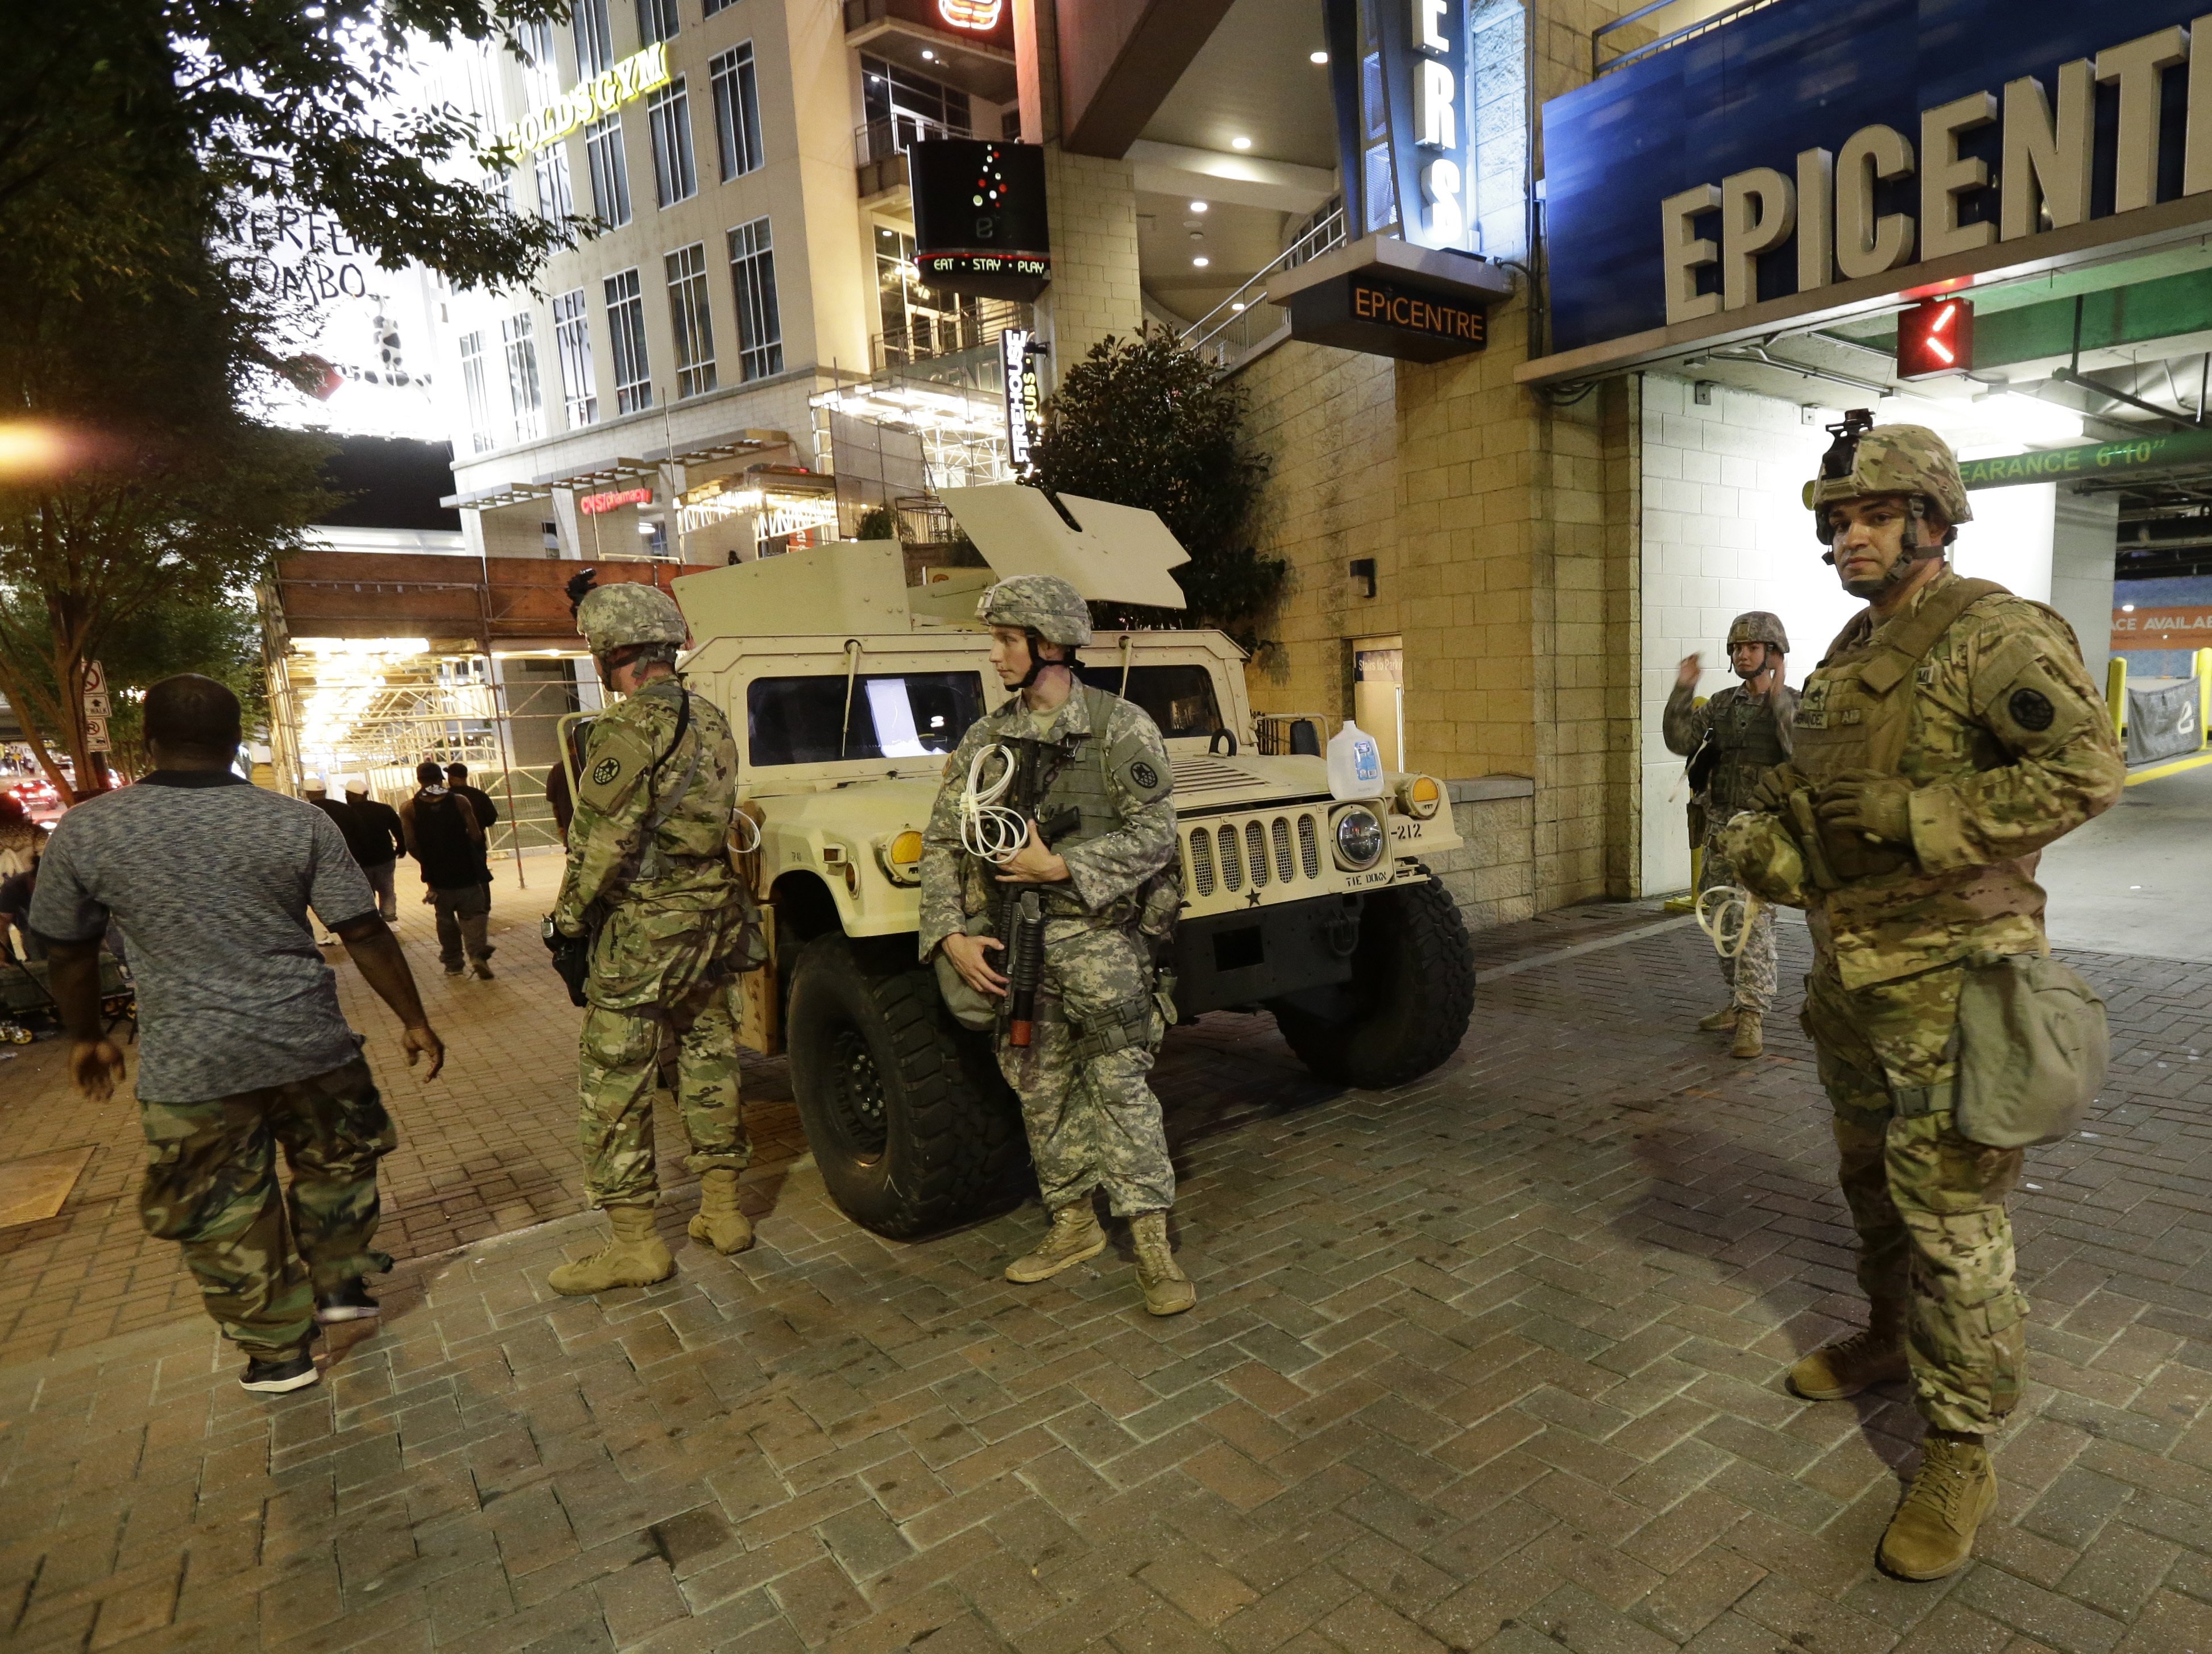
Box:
[1721,420,2123,1580]
[546,581,755,1295]
[1663,611,1799,1058]
[919,575,1194,1315]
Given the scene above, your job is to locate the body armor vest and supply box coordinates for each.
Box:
[1703,686,1793,818]
[1001,685,1129,920]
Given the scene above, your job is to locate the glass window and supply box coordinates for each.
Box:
[709,44,764,180]
[702,0,735,15]
[533,142,573,220]
[665,243,716,399]
[860,54,971,139]
[604,268,651,413]
[552,288,597,426]
[458,330,496,454]
[573,0,614,77]
[585,113,630,228]
[728,216,781,382]
[520,18,563,103]
[502,313,545,443]
[636,0,680,44]
[1076,664,1223,739]
[875,223,980,366]
[646,79,697,207]
[746,673,984,766]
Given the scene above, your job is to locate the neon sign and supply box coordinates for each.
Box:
[502,44,671,156]
[938,0,1003,28]
[579,487,653,515]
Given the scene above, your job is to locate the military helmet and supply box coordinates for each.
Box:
[1803,418,1972,543]
[1726,611,1788,653]
[575,581,688,655]
[976,574,1093,646]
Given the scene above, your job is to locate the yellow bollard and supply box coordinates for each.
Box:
[2106,655,2128,740]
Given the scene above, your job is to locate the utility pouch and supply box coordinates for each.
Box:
[934,917,1001,1031]
[1149,969,1178,1052]
[724,886,770,975]
[1070,992,1158,1062]
[1953,952,2109,1148]
[1685,729,1719,797]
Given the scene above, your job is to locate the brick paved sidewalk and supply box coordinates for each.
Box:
[3,917,2207,1654]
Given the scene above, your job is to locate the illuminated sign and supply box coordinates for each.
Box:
[579,486,653,515]
[503,44,670,156]
[1897,296,1972,379]
[910,140,1052,301]
[1323,0,1477,254]
[1283,269,1492,362]
[1000,329,1042,471]
[938,0,1003,27]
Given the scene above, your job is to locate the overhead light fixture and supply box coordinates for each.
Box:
[1190,200,1208,213]
[1192,256,1210,267]
[920,48,935,59]
[2123,602,2137,612]
[1310,50,1328,63]
[1230,135,1252,150]
[1231,301,1246,312]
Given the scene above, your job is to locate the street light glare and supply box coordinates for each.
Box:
[0,422,72,476]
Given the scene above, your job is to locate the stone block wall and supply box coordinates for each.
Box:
[1038,148,1144,384]
[1425,777,1538,930]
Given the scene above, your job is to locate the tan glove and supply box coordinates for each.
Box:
[1744,762,1808,815]
[1813,769,1914,848]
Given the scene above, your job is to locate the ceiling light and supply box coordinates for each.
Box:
[1230,136,1252,150]
[1192,256,1210,267]
[1190,200,1208,213]
[1310,50,1329,63]
[1231,302,1246,312]
[2123,603,2137,612]
[920,48,935,59]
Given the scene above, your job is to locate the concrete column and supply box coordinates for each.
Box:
[1036,147,1144,388]
[2051,489,2119,687]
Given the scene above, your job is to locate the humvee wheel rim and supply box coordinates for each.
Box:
[827,1025,890,1160]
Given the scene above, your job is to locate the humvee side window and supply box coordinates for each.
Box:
[747,672,985,765]
[1080,664,1222,739]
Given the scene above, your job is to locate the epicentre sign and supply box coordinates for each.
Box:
[1542,0,2212,357]
[503,43,670,156]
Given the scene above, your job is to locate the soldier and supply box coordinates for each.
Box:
[1722,420,2122,1580]
[1663,611,1798,1058]
[545,581,755,1294]
[919,575,1193,1315]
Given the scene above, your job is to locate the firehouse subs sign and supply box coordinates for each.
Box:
[503,44,670,155]
[1538,0,2212,370]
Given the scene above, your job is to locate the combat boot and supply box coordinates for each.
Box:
[1004,1203,1107,1283]
[1130,1211,1196,1316]
[1698,1004,1738,1032]
[1788,1299,1908,1399]
[688,1169,753,1255]
[1880,1431,1996,1580]
[1730,1010,1764,1059]
[548,1206,674,1295]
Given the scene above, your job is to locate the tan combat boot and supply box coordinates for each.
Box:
[1004,1203,1108,1283]
[548,1206,674,1295]
[688,1169,753,1255]
[1730,1010,1764,1059]
[1880,1432,1996,1580]
[1788,1299,1909,1399]
[1130,1211,1196,1316]
[1698,1004,1739,1032]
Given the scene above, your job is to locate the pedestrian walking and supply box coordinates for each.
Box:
[919,576,1192,1315]
[1724,421,2123,1579]
[342,778,405,922]
[445,763,500,828]
[543,581,755,1294]
[400,761,496,978]
[1663,611,1798,1057]
[28,674,445,1395]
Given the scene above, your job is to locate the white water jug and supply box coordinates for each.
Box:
[1327,719,1384,801]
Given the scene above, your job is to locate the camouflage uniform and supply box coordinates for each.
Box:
[919,687,1180,1216]
[1663,613,1798,1014]
[1726,426,2124,1436]
[553,654,750,1210]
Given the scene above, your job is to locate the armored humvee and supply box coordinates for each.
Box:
[600,486,1476,1238]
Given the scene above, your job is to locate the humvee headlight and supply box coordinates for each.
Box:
[1332,805,1384,871]
[877,830,926,885]
[1396,775,1443,820]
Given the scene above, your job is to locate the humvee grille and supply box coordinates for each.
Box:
[1190,829,1215,895]
[1217,823,1244,890]
[1271,816,1294,883]
[1298,813,1320,878]
[1180,810,1332,905]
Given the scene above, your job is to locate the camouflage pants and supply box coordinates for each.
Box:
[996,927,1175,1217]
[1801,960,2027,1435]
[138,1056,396,1358]
[1699,826,1776,1013]
[578,973,749,1208]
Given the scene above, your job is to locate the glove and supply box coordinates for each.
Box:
[1744,762,1808,815]
[1813,770,1914,849]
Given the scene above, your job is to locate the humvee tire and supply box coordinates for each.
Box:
[785,933,1026,1237]
[1267,873,1475,1089]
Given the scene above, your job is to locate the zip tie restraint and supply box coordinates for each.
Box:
[1696,884,1763,960]
[960,743,1029,864]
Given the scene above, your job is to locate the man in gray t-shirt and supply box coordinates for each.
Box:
[33,675,447,1396]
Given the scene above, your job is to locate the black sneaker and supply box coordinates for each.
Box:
[314,1279,380,1324]
[240,1352,320,1394]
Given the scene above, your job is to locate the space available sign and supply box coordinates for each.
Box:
[1542,0,2212,356]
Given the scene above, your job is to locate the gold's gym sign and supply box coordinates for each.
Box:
[503,43,670,156]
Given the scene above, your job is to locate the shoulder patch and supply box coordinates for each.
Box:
[591,756,622,787]
[1128,758,1159,792]
[2009,687,2055,731]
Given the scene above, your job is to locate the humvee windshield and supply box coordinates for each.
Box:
[747,671,985,765]
[1080,664,1222,739]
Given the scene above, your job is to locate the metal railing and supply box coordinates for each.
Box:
[854,111,972,167]
[1593,0,1783,76]
[1180,201,1347,370]
[874,297,1031,373]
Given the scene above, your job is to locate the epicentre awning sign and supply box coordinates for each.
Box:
[1541,0,2212,359]
[504,44,670,156]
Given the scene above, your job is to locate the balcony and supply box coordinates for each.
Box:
[873,296,1033,382]
[854,112,974,204]
[843,0,1017,102]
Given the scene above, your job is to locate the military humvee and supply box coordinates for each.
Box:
[582,486,1475,1238]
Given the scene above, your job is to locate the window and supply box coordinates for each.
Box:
[875,223,981,365]
[860,55,971,137]
[1075,665,1224,739]
[604,268,651,413]
[665,244,717,399]
[503,313,545,443]
[585,113,629,227]
[728,216,781,381]
[520,18,562,103]
[573,0,614,76]
[458,330,496,454]
[636,0,679,44]
[710,44,764,180]
[645,79,697,207]
[702,0,735,14]
[553,289,597,426]
[747,673,984,766]
[533,143,574,219]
